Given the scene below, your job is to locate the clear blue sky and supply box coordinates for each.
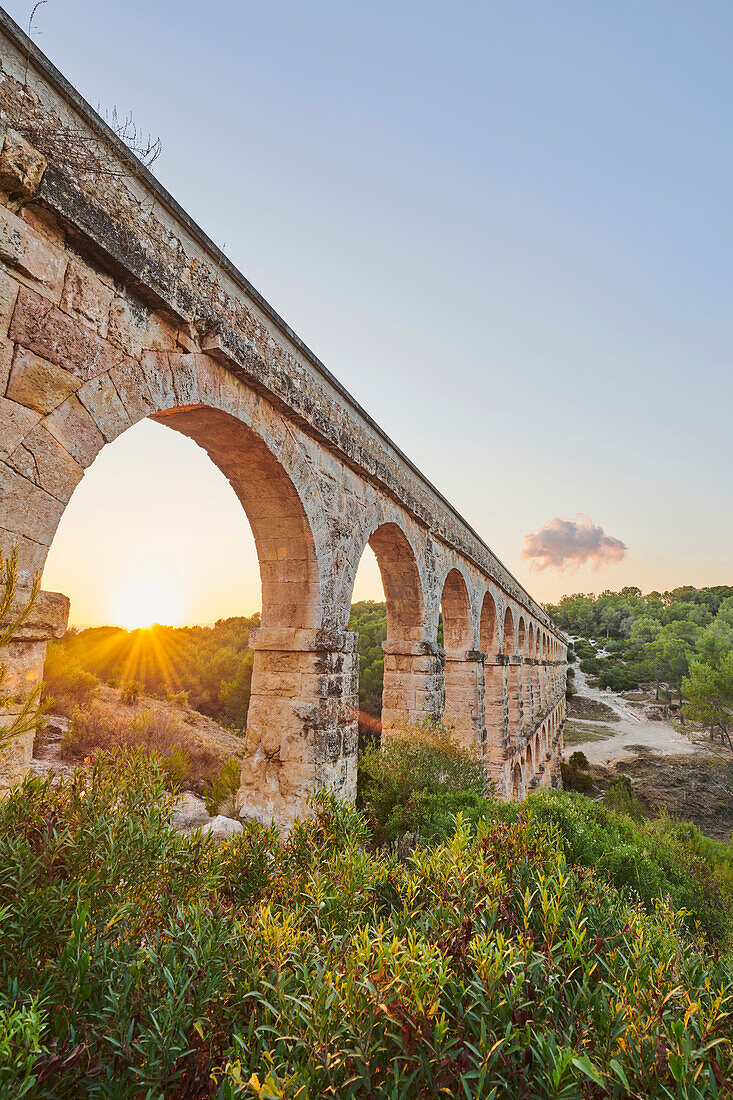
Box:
[7,0,731,622]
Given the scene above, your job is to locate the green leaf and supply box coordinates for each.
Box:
[609,1058,630,1089]
[571,1054,605,1088]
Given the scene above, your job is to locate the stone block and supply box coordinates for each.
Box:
[44,394,105,467]
[60,260,114,336]
[140,351,175,408]
[6,346,80,414]
[172,792,210,830]
[0,129,46,198]
[108,356,155,422]
[0,268,19,338]
[0,728,34,794]
[0,526,46,582]
[76,373,131,442]
[201,815,242,838]
[9,287,122,382]
[0,205,65,291]
[0,335,12,394]
[107,295,151,357]
[0,461,63,545]
[1,590,69,640]
[0,396,40,458]
[171,353,201,406]
[7,421,84,503]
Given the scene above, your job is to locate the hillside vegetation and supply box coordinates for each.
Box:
[42,618,259,731]
[44,606,389,738]
[549,588,733,755]
[547,585,733,697]
[2,736,733,1098]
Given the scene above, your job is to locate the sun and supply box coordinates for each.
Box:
[113,577,183,629]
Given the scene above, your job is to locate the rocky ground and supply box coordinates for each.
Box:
[30,686,245,838]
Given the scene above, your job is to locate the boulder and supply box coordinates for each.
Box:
[200,815,242,839]
[172,791,210,830]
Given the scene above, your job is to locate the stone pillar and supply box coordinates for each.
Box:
[0,589,70,794]
[524,659,536,729]
[442,648,486,754]
[506,656,523,749]
[484,655,508,789]
[236,627,359,831]
[381,639,442,735]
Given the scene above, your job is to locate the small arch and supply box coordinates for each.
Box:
[440,568,471,651]
[528,622,534,659]
[517,617,526,656]
[511,762,523,800]
[479,590,497,653]
[526,740,533,777]
[367,523,423,643]
[502,607,515,655]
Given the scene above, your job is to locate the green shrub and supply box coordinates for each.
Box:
[0,1001,44,1099]
[357,722,489,844]
[522,791,733,946]
[41,644,99,717]
[61,702,224,789]
[569,750,589,769]
[121,679,141,705]
[0,754,730,1098]
[166,689,189,709]
[560,761,593,792]
[604,774,645,821]
[205,757,241,815]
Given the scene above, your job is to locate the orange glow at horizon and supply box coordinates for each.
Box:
[112,577,184,630]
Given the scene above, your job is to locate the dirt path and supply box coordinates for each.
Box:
[568,663,698,765]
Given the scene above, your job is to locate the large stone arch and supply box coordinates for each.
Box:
[367,522,424,645]
[440,567,471,652]
[502,606,515,655]
[480,589,505,782]
[1,333,357,828]
[0,39,569,816]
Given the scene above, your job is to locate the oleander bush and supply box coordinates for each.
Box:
[0,750,731,1098]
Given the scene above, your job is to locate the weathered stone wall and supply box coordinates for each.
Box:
[0,10,567,826]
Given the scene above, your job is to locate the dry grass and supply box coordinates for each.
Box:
[563,719,617,745]
[62,701,228,790]
[568,695,620,723]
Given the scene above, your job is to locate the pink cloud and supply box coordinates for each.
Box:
[522,514,627,572]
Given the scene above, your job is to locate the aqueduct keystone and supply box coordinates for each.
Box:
[0,9,566,825]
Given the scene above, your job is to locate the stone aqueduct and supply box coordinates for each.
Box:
[0,11,566,827]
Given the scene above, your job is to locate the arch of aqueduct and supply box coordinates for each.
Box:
[0,10,566,828]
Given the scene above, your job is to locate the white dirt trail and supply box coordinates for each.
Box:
[569,663,698,766]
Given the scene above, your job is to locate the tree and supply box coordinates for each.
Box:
[683,654,733,751]
[697,618,733,669]
[645,628,692,708]
[629,616,661,648]
[0,549,41,753]
[218,650,254,731]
